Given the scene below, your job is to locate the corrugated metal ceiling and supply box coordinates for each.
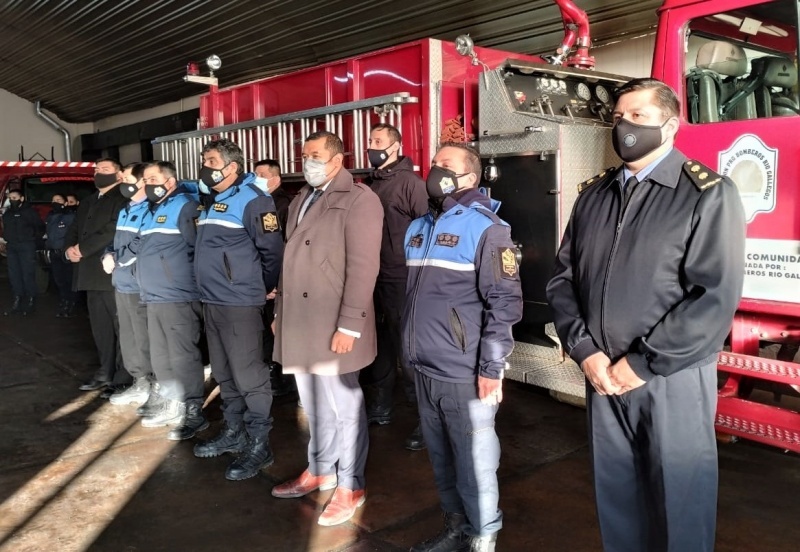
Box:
[0,0,662,123]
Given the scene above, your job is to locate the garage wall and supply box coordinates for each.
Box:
[0,88,92,162]
[592,33,657,79]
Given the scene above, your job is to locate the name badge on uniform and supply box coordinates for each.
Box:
[212,203,228,213]
[261,211,279,233]
[408,234,423,248]
[436,233,460,247]
[156,215,167,223]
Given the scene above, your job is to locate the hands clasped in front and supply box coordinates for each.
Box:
[581,352,645,396]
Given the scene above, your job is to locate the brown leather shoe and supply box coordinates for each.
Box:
[317,487,366,526]
[271,469,337,499]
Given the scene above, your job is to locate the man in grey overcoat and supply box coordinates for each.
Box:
[271,131,383,527]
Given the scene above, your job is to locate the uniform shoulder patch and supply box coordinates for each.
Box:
[497,247,520,279]
[683,160,724,191]
[261,211,280,233]
[578,167,616,193]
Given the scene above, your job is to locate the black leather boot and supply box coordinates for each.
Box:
[193,422,247,458]
[405,423,427,451]
[167,399,209,441]
[225,435,274,481]
[366,384,393,425]
[3,296,22,316]
[410,512,468,552]
[21,296,35,316]
[467,533,497,552]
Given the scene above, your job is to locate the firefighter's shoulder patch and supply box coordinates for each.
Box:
[261,211,279,233]
[578,167,616,193]
[683,160,723,191]
[497,246,520,279]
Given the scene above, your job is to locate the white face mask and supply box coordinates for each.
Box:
[303,158,330,188]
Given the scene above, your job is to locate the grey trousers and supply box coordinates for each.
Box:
[205,304,273,439]
[416,370,502,537]
[147,301,203,402]
[588,361,718,552]
[295,371,368,490]
[115,291,152,380]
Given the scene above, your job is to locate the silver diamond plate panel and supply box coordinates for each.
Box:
[506,341,586,399]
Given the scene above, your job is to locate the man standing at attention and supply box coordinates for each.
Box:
[547,78,746,552]
[271,131,383,527]
[403,142,522,552]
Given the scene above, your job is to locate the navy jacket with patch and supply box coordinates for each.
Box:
[136,183,201,303]
[402,188,523,383]
[110,199,151,294]
[195,173,284,307]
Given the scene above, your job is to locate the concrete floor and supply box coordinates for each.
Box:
[2,271,800,552]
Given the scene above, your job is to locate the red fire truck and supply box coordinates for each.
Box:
[154,0,800,453]
[0,161,96,221]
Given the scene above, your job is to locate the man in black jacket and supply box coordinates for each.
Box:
[2,189,44,315]
[66,158,130,394]
[546,78,746,552]
[46,193,78,317]
[362,123,428,450]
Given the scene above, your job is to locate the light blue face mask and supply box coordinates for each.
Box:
[198,181,212,195]
[253,176,270,193]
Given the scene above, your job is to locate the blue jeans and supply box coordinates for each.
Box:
[415,370,502,536]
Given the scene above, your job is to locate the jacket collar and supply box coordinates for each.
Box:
[604,148,687,191]
[371,156,414,180]
[287,168,354,239]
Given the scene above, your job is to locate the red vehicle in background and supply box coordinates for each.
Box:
[154,0,800,453]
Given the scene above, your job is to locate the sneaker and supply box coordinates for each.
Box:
[110,377,151,406]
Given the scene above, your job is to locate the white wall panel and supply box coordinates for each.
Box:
[592,33,657,79]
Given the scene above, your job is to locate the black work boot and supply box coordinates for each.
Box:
[21,296,35,316]
[366,384,393,425]
[168,399,209,441]
[405,423,426,451]
[136,387,163,417]
[193,422,248,458]
[3,296,22,316]
[410,512,468,552]
[225,435,274,481]
[467,533,497,552]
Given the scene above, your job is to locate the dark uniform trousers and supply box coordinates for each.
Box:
[147,301,203,402]
[416,370,502,537]
[295,371,368,490]
[115,292,152,380]
[262,298,276,363]
[7,243,38,298]
[51,255,76,304]
[205,304,273,439]
[362,280,416,402]
[588,361,718,552]
[87,290,129,385]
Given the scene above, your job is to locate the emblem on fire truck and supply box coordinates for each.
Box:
[718,134,777,223]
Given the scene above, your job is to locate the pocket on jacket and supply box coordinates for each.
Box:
[449,307,467,354]
[223,252,233,283]
[320,258,344,295]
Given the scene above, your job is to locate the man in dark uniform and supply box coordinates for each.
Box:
[2,189,44,316]
[403,143,522,552]
[137,161,206,441]
[362,123,429,451]
[546,78,746,552]
[254,158,295,396]
[65,158,130,394]
[193,140,284,480]
[45,193,77,317]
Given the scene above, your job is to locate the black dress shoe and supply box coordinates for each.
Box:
[79,378,108,391]
[405,423,426,451]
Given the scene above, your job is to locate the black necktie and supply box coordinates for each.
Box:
[299,189,323,222]
[623,176,638,206]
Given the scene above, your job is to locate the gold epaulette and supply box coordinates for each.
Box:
[684,160,724,191]
[578,167,616,193]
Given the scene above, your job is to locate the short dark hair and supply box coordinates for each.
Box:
[144,161,178,181]
[305,131,344,157]
[370,123,402,144]
[123,162,147,181]
[614,78,680,119]
[254,159,281,177]
[7,188,23,198]
[66,193,78,200]
[203,139,245,175]
[96,157,122,172]
[438,142,482,177]
[52,193,66,202]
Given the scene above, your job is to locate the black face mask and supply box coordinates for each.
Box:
[145,184,169,204]
[94,172,118,189]
[199,164,230,190]
[426,165,470,211]
[9,199,22,209]
[52,202,65,212]
[612,118,668,163]
[367,144,395,168]
[119,183,140,200]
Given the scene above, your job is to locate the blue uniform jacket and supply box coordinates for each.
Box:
[195,173,284,307]
[110,199,151,294]
[45,209,75,250]
[136,182,201,303]
[402,188,523,383]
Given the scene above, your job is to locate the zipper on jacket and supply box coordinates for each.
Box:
[407,216,441,365]
[223,252,233,283]
[600,184,639,352]
[159,253,174,282]
[449,308,467,353]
